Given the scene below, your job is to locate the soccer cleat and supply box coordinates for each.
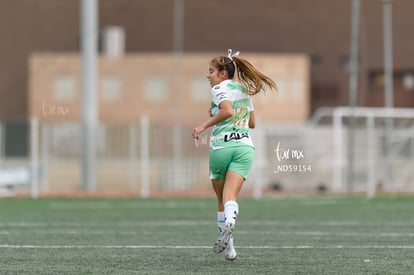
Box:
[213,223,235,254]
[224,244,237,261]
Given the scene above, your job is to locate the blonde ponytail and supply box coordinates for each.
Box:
[232,56,277,96]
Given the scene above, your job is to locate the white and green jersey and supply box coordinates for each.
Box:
[210,79,254,150]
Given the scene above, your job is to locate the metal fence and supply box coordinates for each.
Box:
[1,107,414,198]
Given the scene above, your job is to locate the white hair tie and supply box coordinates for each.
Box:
[227,49,240,61]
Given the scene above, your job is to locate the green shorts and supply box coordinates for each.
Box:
[209,146,254,180]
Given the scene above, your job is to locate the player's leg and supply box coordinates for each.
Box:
[212,178,233,254]
[211,178,236,260]
[212,171,242,258]
[222,146,254,260]
[223,170,244,221]
[210,147,253,257]
[213,182,232,257]
[221,171,244,260]
[223,146,254,228]
[212,165,248,256]
[209,149,230,254]
[211,179,226,246]
[211,179,225,212]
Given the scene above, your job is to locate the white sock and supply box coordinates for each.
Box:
[217,211,225,233]
[217,211,234,247]
[224,201,239,226]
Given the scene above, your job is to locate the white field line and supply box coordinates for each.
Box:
[238,231,414,237]
[1,230,414,237]
[46,202,213,210]
[1,244,414,250]
[2,220,414,227]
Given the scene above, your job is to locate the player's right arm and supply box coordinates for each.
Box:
[192,100,233,140]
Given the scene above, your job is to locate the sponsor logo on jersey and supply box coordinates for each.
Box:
[224,132,249,142]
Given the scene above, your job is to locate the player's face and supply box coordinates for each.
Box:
[207,63,226,87]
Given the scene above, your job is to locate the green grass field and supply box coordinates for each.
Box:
[1,196,414,274]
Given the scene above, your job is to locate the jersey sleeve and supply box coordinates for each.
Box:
[211,84,230,107]
[249,97,254,111]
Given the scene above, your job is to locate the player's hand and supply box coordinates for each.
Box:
[192,126,203,140]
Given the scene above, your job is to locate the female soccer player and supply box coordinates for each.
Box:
[192,49,277,261]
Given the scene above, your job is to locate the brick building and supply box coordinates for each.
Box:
[28,52,309,124]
